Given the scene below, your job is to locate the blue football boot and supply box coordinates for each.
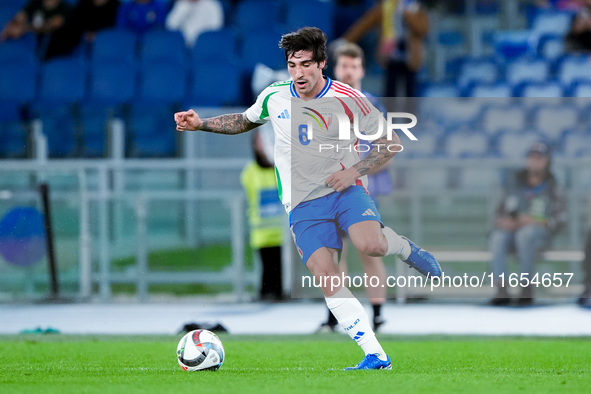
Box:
[401,237,442,278]
[344,354,392,370]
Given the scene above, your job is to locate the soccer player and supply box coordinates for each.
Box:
[175,27,441,370]
[317,42,390,333]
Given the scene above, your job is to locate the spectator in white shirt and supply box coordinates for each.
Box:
[165,0,224,47]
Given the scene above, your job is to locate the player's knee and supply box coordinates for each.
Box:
[356,238,387,256]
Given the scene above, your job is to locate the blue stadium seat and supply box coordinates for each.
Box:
[505,58,549,87]
[435,98,483,128]
[497,131,543,158]
[572,82,591,97]
[141,30,187,65]
[458,58,499,89]
[92,29,138,65]
[482,106,526,134]
[0,101,27,158]
[537,34,564,61]
[558,55,591,87]
[532,105,579,141]
[193,29,238,62]
[531,11,574,36]
[564,131,591,157]
[0,61,37,103]
[189,60,241,106]
[126,105,177,157]
[241,29,286,71]
[0,34,36,65]
[35,105,78,158]
[445,131,489,158]
[469,82,512,98]
[79,105,111,157]
[421,83,459,97]
[38,58,87,105]
[519,82,564,97]
[438,30,465,47]
[234,0,281,32]
[138,61,187,104]
[89,62,137,105]
[493,31,532,59]
[286,0,334,39]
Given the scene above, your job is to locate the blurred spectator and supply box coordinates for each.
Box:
[577,230,591,306]
[117,0,167,34]
[0,0,71,53]
[165,0,224,48]
[489,142,567,306]
[339,0,429,97]
[534,0,582,10]
[566,0,591,51]
[44,0,121,60]
[241,130,284,302]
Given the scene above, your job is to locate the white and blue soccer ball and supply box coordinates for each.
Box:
[177,329,225,371]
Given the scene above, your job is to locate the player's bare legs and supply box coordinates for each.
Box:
[348,221,388,257]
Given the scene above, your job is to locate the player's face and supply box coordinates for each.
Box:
[334,55,364,89]
[287,50,326,98]
[527,153,549,173]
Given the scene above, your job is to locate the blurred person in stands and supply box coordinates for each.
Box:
[117,0,167,34]
[317,43,390,333]
[44,0,120,60]
[338,0,429,97]
[566,0,591,51]
[241,130,284,302]
[0,0,71,54]
[577,230,591,306]
[489,142,567,306]
[165,0,224,48]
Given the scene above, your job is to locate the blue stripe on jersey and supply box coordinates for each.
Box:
[290,77,333,98]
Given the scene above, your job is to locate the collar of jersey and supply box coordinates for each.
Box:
[290,77,332,98]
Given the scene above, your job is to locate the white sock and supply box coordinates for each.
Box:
[325,287,388,361]
[382,227,411,260]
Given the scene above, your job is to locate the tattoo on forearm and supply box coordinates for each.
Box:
[200,113,259,135]
[352,137,394,176]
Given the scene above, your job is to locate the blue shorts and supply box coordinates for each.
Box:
[289,186,383,264]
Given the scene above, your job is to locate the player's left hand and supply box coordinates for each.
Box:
[325,167,361,192]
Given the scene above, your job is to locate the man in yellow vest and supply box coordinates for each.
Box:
[241,130,284,301]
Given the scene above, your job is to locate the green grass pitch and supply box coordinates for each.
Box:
[1,334,590,394]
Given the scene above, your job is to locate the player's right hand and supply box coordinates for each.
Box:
[174,109,203,132]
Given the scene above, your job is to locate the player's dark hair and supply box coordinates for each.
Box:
[334,42,365,68]
[279,27,328,68]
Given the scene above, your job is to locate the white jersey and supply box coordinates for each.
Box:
[244,77,384,213]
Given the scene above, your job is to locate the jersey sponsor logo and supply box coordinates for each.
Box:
[278,109,291,119]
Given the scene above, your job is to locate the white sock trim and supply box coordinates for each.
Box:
[382,227,411,260]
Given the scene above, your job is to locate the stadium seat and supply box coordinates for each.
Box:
[286,0,334,39]
[92,29,138,65]
[532,105,579,141]
[572,82,591,97]
[37,58,88,106]
[531,11,574,36]
[193,29,238,62]
[445,131,489,158]
[189,60,241,106]
[435,98,482,128]
[458,58,499,89]
[141,30,187,65]
[505,58,549,87]
[0,101,27,158]
[234,0,281,32]
[126,105,177,157]
[89,62,137,105]
[564,131,591,157]
[0,34,36,65]
[420,83,459,97]
[399,132,439,159]
[497,131,543,158]
[558,54,591,86]
[482,106,526,134]
[0,61,37,104]
[34,105,78,158]
[138,61,187,105]
[241,30,286,71]
[493,31,532,59]
[469,82,512,98]
[79,104,112,157]
[537,34,564,61]
[519,81,564,97]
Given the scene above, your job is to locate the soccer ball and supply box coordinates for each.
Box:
[177,329,225,371]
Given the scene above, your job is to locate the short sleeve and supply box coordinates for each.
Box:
[357,97,386,142]
[244,87,277,125]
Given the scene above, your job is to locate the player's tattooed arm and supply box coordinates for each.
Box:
[352,133,401,176]
[200,113,260,135]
